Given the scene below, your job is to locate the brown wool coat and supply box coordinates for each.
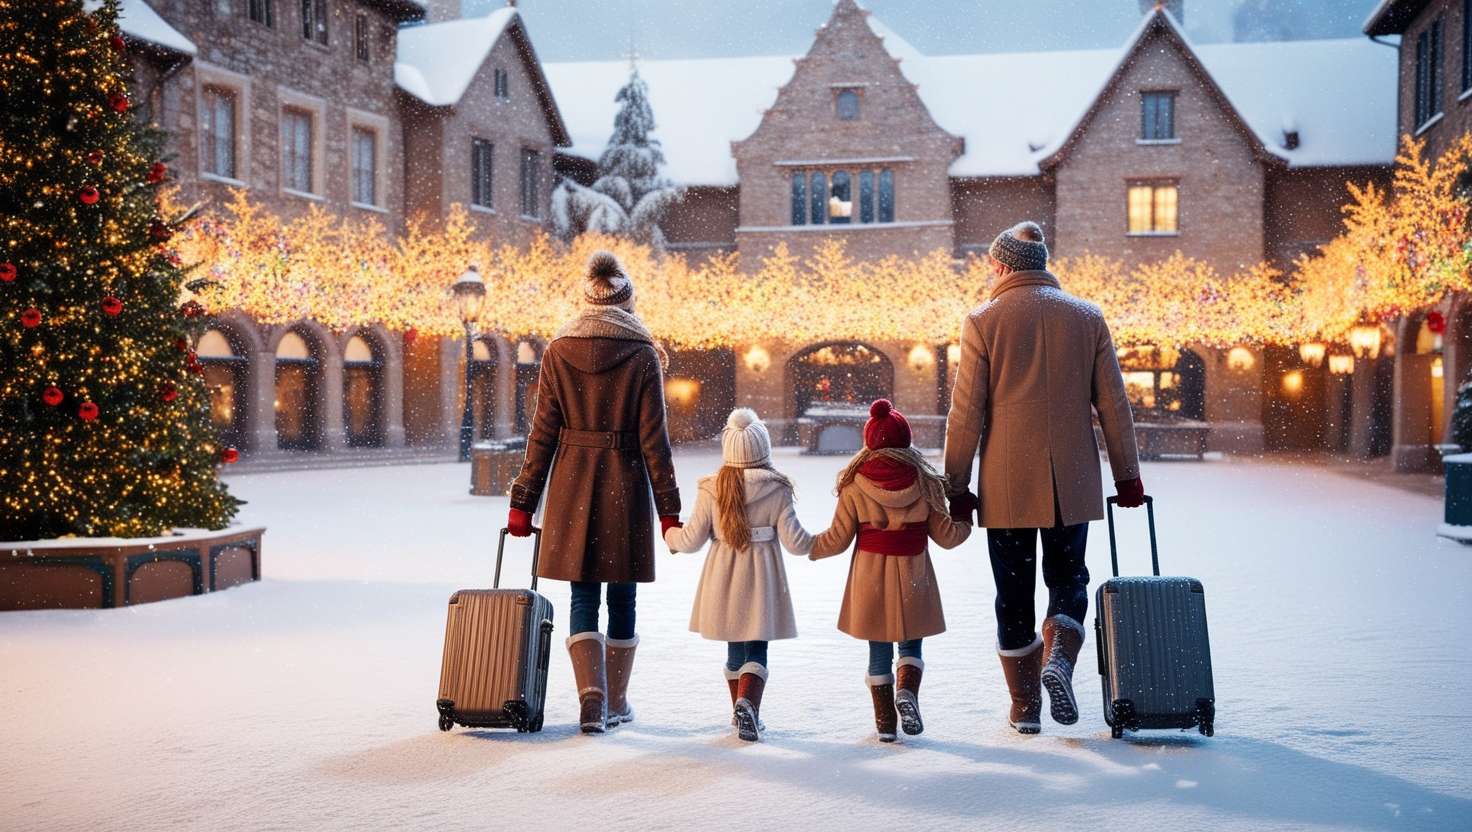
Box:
[943,270,1140,530]
[809,476,971,642]
[509,332,680,584]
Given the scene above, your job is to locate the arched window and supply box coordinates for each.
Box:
[197,327,246,450]
[835,88,860,121]
[859,170,875,223]
[514,339,542,435]
[342,334,382,447]
[790,172,806,226]
[471,338,497,440]
[274,330,319,450]
[829,171,853,224]
[809,171,826,225]
[878,168,895,223]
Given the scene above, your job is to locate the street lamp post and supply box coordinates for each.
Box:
[451,265,487,462]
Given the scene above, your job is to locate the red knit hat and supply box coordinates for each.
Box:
[864,399,911,450]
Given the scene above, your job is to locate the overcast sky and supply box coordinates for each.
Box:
[462,0,1385,62]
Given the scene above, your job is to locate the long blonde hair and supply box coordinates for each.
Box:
[715,464,795,549]
[834,446,949,515]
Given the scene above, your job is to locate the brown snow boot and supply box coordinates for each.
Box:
[733,662,767,742]
[998,636,1043,735]
[567,632,607,734]
[867,673,898,743]
[894,657,924,736]
[1041,615,1085,726]
[605,635,638,727]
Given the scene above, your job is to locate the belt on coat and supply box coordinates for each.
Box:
[714,525,776,544]
[855,522,928,556]
[559,428,637,449]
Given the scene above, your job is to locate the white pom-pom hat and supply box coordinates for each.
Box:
[722,408,771,468]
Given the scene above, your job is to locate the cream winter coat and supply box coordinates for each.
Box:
[664,468,814,642]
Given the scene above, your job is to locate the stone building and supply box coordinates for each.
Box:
[546,0,1398,452]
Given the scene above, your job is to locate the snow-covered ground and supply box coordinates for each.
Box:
[2,450,1469,831]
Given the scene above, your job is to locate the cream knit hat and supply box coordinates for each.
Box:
[722,408,771,468]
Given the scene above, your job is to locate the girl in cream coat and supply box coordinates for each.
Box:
[665,409,814,741]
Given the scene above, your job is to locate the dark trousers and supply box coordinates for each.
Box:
[986,521,1090,652]
[726,640,769,672]
[867,639,923,677]
[569,581,636,639]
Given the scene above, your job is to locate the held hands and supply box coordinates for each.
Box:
[507,508,534,537]
[1114,477,1146,508]
[660,515,683,536]
[948,491,979,524]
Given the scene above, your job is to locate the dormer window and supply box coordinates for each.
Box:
[1140,91,1176,141]
[835,88,860,121]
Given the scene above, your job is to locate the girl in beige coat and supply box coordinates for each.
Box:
[665,409,814,741]
[809,400,971,742]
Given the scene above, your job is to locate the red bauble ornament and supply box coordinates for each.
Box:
[150,221,172,242]
[0,262,15,282]
[20,307,41,328]
[403,327,418,346]
[175,336,190,352]
[109,33,126,53]
[79,186,100,205]
[101,295,123,316]
[179,300,204,318]
[160,383,178,402]
[1428,310,1447,334]
[42,386,64,407]
[108,91,129,113]
[87,150,104,166]
[220,447,240,465]
[146,162,167,185]
[78,401,99,421]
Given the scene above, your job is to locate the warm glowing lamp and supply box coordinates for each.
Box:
[1349,322,1383,359]
[1432,356,1445,380]
[1281,370,1304,395]
[1328,354,1355,375]
[946,343,961,365]
[1298,342,1327,367]
[451,265,487,462]
[744,345,771,374]
[907,344,935,373]
[1226,346,1255,372]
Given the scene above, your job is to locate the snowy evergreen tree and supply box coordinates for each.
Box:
[552,66,681,247]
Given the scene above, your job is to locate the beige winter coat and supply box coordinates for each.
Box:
[664,468,813,642]
[944,270,1140,529]
[809,476,971,642]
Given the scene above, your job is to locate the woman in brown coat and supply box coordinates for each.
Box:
[809,400,971,742]
[507,251,681,735]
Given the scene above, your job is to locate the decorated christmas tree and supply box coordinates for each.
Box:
[551,65,681,246]
[0,0,238,540]
[1452,371,1472,452]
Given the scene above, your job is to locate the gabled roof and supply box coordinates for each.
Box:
[396,8,571,146]
[87,0,196,57]
[1363,0,1431,36]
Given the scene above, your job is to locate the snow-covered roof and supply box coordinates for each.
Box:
[544,9,1397,186]
[87,0,196,57]
[395,8,517,107]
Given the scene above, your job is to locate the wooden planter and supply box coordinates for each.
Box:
[0,526,265,611]
[470,441,527,497]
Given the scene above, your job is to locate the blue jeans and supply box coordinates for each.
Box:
[986,521,1090,651]
[569,581,636,640]
[726,640,769,672]
[868,639,922,677]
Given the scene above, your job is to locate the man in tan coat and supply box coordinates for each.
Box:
[943,221,1144,735]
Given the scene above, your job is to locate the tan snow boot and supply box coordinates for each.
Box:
[867,673,898,743]
[1041,615,1085,726]
[895,657,924,736]
[734,662,767,742]
[605,635,638,727]
[998,636,1043,735]
[567,632,607,734]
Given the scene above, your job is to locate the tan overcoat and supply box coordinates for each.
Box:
[943,270,1140,529]
[809,476,971,642]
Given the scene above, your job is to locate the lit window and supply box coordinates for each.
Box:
[202,87,236,179]
[351,127,376,206]
[281,108,313,193]
[1127,182,1178,234]
[1140,91,1176,140]
[829,171,853,223]
[835,88,860,121]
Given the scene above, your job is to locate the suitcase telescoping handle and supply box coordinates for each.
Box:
[1105,495,1158,578]
[495,527,543,591]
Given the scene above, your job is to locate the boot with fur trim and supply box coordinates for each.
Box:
[894,657,924,736]
[867,674,899,743]
[734,662,768,742]
[998,636,1043,735]
[726,667,765,732]
[1041,615,1085,725]
[605,635,638,727]
[566,632,607,734]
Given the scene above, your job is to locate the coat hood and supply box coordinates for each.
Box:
[549,335,652,375]
[698,467,793,505]
[853,474,922,508]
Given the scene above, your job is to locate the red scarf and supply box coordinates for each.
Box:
[857,456,917,490]
[855,456,926,556]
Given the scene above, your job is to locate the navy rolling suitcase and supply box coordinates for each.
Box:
[1095,496,1216,738]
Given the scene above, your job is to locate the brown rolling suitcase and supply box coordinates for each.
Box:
[436,528,554,733]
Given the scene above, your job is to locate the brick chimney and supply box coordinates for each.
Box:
[1139,0,1183,24]
[426,0,461,23]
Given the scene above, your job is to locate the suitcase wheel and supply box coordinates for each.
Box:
[1199,721,1214,737]
[529,714,544,733]
[1194,698,1215,738]
[438,714,454,732]
[1111,724,1124,739]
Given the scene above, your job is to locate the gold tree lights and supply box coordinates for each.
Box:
[0,0,238,539]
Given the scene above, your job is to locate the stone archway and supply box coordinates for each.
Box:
[196,322,251,452]
[272,326,328,451]
[469,336,498,441]
[785,341,895,421]
[1391,312,1444,470]
[512,338,544,435]
[342,331,384,447]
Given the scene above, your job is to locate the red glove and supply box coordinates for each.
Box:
[507,508,534,537]
[660,515,683,536]
[1115,477,1146,508]
[948,491,978,523]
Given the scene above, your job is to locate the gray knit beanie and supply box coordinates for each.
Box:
[584,251,635,309]
[988,221,1049,272]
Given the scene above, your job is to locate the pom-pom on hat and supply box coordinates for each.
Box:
[863,398,912,450]
[722,407,771,468]
[584,250,635,310]
[989,220,1050,272]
